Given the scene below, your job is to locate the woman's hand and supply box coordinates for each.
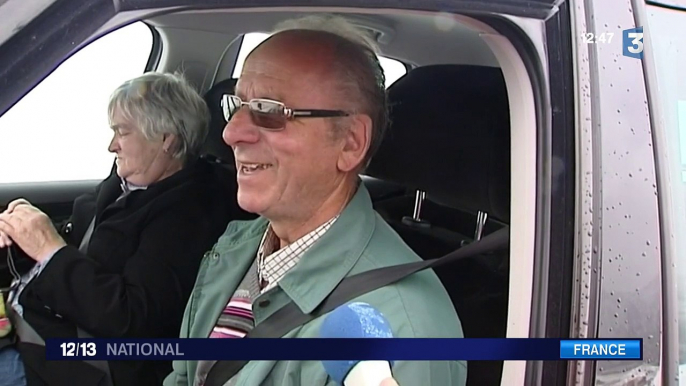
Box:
[0,198,66,262]
[0,229,11,248]
[0,198,31,248]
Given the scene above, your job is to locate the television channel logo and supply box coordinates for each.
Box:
[623,27,644,59]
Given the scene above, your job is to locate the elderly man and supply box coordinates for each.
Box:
[164,15,466,386]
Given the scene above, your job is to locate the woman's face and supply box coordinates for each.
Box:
[108,109,179,186]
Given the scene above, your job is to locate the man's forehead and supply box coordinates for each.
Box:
[236,56,327,100]
[235,48,289,95]
[234,73,286,101]
[249,36,334,74]
[234,34,340,102]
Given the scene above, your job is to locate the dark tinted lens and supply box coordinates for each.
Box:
[250,99,286,129]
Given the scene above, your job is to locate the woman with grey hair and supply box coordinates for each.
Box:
[0,72,249,386]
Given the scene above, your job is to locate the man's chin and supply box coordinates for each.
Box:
[237,194,268,215]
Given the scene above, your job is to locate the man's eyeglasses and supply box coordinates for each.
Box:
[221,94,350,130]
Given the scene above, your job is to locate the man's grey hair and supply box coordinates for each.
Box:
[108,72,210,162]
[272,15,388,168]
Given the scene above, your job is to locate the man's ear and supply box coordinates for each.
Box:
[337,114,372,173]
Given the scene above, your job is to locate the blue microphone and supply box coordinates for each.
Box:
[319,302,395,386]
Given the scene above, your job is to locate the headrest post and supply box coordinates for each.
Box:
[412,190,426,221]
[401,190,431,229]
[474,211,488,241]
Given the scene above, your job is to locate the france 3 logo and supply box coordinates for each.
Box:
[623,27,644,59]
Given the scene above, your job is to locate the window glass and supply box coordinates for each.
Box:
[645,5,686,383]
[0,22,154,183]
[232,32,407,88]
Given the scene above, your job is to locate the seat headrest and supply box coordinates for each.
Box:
[200,78,237,168]
[367,65,511,222]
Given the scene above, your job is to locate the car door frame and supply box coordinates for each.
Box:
[569,0,667,384]
[634,0,686,384]
[0,1,576,385]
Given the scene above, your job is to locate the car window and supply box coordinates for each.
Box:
[0,22,154,184]
[232,32,407,88]
[645,5,686,383]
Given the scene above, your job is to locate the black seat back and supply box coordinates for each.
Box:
[368,64,510,222]
[200,78,238,169]
[367,65,511,386]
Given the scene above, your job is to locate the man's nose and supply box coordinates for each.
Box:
[222,109,260,147]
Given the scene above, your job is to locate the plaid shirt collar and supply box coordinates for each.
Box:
[256,215,339,293]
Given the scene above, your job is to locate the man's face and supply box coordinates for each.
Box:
[222,35,352,221]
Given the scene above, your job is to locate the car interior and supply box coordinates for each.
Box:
[2,8,518,386]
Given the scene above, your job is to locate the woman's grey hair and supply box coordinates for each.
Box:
[108,72,210,162]
[272,15,388,169]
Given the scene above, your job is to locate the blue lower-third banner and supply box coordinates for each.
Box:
[44,338,642,361]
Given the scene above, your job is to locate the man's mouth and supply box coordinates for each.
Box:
[239,163,272,174]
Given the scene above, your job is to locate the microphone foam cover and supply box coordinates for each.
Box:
[319,302,394,384]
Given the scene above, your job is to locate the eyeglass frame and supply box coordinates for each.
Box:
[220,94,350,130]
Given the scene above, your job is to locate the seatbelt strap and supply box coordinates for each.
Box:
[204,226,509,386]
[78,216,96,253]
[7,307,113,386]
[75,215,113,382]
[76,327,113,382]
[6,304,44,346]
